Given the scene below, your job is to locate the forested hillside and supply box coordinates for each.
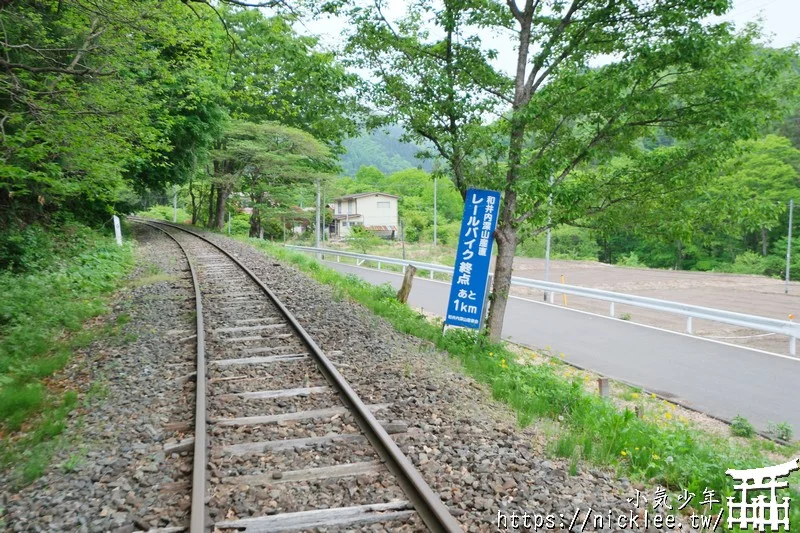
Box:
[340,126,434,176]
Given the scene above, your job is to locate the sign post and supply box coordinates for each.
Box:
[112,215,122,246]
[444,188,501,330]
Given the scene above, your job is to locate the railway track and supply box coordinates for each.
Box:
[133,219,462,533]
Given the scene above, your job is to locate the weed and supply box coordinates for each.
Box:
[87,380,109,401]
[61,450,84,473]
[0,222,132,483]
[730,415,755,438]
[248,239,800,525]
[568,454,580,476]
[619,312,632,321]
[767,422,794,442]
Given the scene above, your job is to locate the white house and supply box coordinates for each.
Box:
[330,192,399,239]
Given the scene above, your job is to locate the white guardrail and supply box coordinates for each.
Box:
[286,245,800,356]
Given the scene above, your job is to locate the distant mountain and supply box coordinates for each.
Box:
[339,125,434,176]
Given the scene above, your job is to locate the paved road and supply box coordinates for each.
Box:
[325,262,800,434]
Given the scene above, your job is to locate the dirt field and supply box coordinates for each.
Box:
[505,257,800,356]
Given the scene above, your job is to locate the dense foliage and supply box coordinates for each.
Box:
[0,1,357,229]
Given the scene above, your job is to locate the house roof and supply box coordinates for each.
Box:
[333,192,400,201]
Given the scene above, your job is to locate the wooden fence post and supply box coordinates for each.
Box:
[397,265,417,304]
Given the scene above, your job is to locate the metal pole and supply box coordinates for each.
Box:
[282,216,286,244]
[173,186,178,223]
[544,175,554,302]
[227,210,231,235]
[433,176,437,248]
[315,180,321,249]
[786,199,793,295]
[401,220,406,260]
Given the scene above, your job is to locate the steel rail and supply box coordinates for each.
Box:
[134,220,207,533]
[135,219,463,533]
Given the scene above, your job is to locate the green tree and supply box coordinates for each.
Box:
[224,7,360,152]
[346,0,795,340]
[212,121,335,236]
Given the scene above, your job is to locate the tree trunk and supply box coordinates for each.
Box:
[249,207,261,238]
[214,187,227,230]
[207,185,216,228]
[484,1,534,341]
[676,239,683,270]
[486,190,519,342]
[761,226,768,256]
[189,179,198,225]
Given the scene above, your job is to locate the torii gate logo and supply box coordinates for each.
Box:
[726,459,799,531]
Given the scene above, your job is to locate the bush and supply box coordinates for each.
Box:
[730,415,755,438]
[518,226,599,260]
[347,226,383,253]
[0,225,54,273]
[137,205,192,223]
[729,251,769,275]
[616,251,645,267]
[767,422,793,442]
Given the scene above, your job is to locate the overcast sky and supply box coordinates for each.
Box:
[301,0,799,71]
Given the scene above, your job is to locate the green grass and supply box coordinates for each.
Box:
[254,239,800,523]
[138,205,193,224]
[0,221,134,485]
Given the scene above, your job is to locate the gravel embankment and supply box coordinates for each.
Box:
[199,232,657,532]
[2,225,669,532]
[2,224,197,532]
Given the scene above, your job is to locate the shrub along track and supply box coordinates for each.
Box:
[135,219,461,532]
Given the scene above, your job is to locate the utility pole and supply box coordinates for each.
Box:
[544,175,554,302]
[786,199,794,294]
[227,210,231,235]
[315,180,321,249]
[173,185,178,223]
[433,176,438,248]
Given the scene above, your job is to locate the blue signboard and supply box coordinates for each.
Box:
[445,188,501,329]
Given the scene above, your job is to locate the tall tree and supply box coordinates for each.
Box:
[212,121,334,235]
[347,0,796,340]
[224,7,361,152]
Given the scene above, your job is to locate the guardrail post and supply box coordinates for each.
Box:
[430,270,434,280]
[610,302,615,318]
[686,316,693,335]
[790,336,796,357]
[378,261,381,270]
[337,255,340,263]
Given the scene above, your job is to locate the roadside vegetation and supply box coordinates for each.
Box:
[0,219,133,484]
[256,241,800,524]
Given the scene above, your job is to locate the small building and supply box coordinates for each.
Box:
[330,192,399,239]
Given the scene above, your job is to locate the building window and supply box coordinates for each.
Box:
[377,201,390,208]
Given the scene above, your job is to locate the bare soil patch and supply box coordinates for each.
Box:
[506,257,800,356]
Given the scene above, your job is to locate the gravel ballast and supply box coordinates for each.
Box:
[2,224,675,532]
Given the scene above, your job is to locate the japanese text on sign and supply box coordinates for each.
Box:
[445,188,501,329]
